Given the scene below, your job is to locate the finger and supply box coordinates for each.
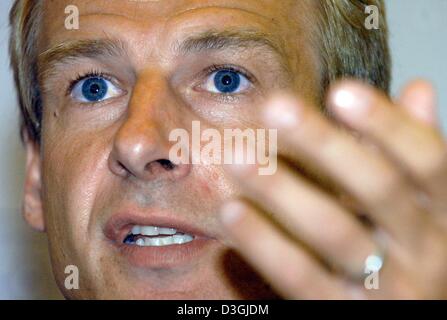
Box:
[219,200,353,299]
[398,79,438,127]
[327,80,447,191]
[396,80,447,216]
[225,161,377,277]
[261,93,425,245]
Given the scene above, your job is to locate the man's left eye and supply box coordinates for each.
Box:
[203,69,251,94]
[71,76,123,103]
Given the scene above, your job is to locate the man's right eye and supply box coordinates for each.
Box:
[71,76,123,103]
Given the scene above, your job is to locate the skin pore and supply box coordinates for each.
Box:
[24,0,321,299]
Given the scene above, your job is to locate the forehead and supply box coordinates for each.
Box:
[39,0,315,51]
[42,0,298,17]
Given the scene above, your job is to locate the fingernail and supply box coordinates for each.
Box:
[329,83,373,123]
[219,201,245,226]
[263,95,301,128]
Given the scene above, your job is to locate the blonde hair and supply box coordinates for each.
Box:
[317,0,390,94]
[9,0,390,143]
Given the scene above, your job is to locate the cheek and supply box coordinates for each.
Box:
[194,165,238,202]
[199,173,214,196]
[41,130,111,261]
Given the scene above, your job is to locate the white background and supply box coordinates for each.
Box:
[0,0,446,299]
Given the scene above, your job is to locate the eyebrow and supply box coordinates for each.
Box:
[178,29,292,80]
[38,38,128,82]
[38,29,289,82]
[176,29,286,56]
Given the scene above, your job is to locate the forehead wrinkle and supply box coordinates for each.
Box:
[74,1,281,23]
[169,3,280,24]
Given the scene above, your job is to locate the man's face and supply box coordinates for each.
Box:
[28,0,320,299]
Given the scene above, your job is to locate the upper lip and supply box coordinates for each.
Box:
[104,210,213,244]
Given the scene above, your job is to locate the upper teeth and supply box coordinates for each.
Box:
[126,225,194,247]
[131,225,177,236]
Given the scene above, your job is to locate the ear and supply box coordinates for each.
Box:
[22,133,45,232]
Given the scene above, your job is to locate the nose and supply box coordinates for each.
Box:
[108,73,191,182]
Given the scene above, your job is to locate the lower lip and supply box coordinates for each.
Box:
[114,237,214,269]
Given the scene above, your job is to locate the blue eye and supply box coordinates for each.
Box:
[71,76,122,103]
[203,69,251,94]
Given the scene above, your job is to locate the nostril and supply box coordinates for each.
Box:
[111,160,132,177]
[118,161,130,173]
[143,159,176,174]
[157,159,176,171]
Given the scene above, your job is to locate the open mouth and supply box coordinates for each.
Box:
[104,211,216,268]
[123,225,195,247]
